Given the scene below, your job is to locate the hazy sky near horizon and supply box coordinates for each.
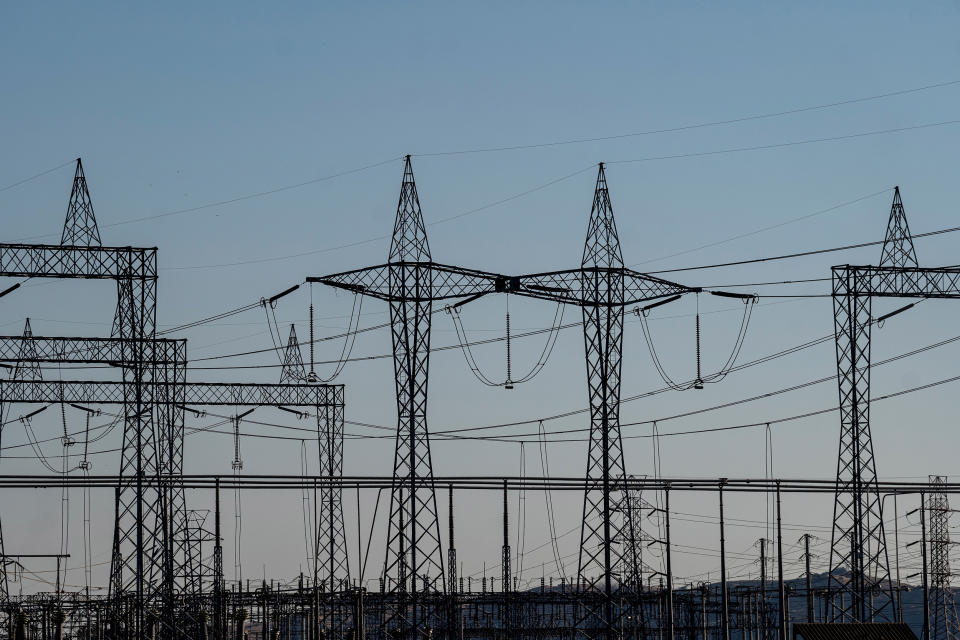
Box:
[2,3,960,593]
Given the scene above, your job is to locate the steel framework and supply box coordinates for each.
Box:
[0,159,162,638]
[311,156,510,638]
[312,156,504,637]
[928,475,960,640]
[0,159,346,639]
[506,165,696,639]
[313,160,725,640]
[828,187,960,622]
[280,324,350,592]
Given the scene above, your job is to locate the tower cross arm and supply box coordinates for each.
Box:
[510,266,696,306]
[0,243,157,280]
[0,379,343,407]
[0,335,185,365]
[835,264,960,298]
[308,261,511,303]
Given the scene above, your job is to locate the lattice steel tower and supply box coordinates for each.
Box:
[577,164,629,609]
[61,158,102,247]
[928,476,960,640]
[828,187,960,621]
[312,157,519,637]
[280,325,307,384]
[281,324,350,589]
[502,165,705,639]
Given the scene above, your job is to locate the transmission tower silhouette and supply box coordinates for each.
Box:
[0,319,40,617]
[929,476,960,640]
[577,165,629,603]
[828,187,960,621]
[61,158,102,247]
[280,324,306,383]
[312,156,517,636]
[13,319,41,382]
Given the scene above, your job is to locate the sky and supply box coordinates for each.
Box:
[1,2,960,596]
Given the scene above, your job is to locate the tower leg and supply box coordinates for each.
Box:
[316,395,350,633]
[109,270,164,640]
[828,267,893,621]
[578,280,626,640]
[317,398,349,591]
[157,343,186,640]
[383,264,445,638]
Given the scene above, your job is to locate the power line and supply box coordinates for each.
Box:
[413,78,960,157]
[12,156,404,243]
[646,222,960,275]
[609,118,960,168]
[635,188,892,267]
[162,165,596,271]
[0,160,75,194]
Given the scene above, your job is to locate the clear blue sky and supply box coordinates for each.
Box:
[1,3,959,592]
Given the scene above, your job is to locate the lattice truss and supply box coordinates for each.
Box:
[315,158,495,598]
[928,476,960,640]
[0,160,345,640]
[280,325,350,590]
[506,166,693,639]
[829,187,960,622]
[313,159,700,640]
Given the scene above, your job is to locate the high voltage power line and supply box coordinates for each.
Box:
[7,312,958,459]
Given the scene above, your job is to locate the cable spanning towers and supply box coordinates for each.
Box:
[313,159,731,640]
[928,476,960,640]
[828,187,960,621]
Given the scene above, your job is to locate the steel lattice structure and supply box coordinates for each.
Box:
[280,324,350,592]
[828,187,960,622]
[928,475,960,640]
[312,157,515,638]
[0,160,163,638]
[60,159,102,247]
[506,165,695,639]
[313,160,721,640]
[0,160,346,640]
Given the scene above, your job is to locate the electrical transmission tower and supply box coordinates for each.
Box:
[311,156,513,637]
[60,158,102,247]
[828,187,960,621]
[620,476,657,592]
[281,323,350,590]
[0,160,346,640]
[280,325,307,383]
[503,164,735,639]
[313,160,739,639]
[0,158,168,638]
[0,319,42,636]
[928,476,960,640]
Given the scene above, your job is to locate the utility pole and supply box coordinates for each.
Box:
[720,480,730,640]
[776,484,786,640]
[759,538,768,640]
[665,486,674,640]
[214,479,223,640]
[502,480,511,638]
[923,494,930,640]
[800,535,813,623]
